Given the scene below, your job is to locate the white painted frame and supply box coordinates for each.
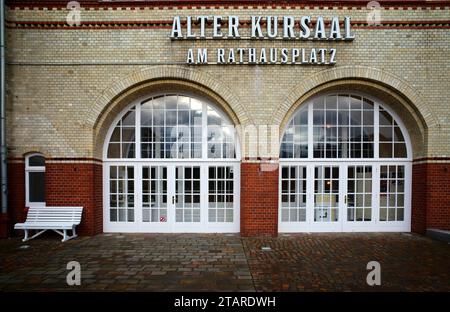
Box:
[279,92,412,233]
[103,161,240,233]
[25,153,46,208]
[278,161,412,232]
[103,92,241,233]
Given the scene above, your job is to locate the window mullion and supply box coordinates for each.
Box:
[308,101,313,159]
[202,102,208,160]
[374,101,380,159]
[136,102,141,160]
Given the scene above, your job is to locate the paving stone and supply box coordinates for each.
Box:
[241,233,450,292]
[0,233,448,291]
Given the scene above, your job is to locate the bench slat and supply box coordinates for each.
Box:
[20,207,83,227]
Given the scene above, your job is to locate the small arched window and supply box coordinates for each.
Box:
[25,154,45,206]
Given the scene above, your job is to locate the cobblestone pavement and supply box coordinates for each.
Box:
[0,233,449,292]
[242,233,450,292]
[0,234,253,291]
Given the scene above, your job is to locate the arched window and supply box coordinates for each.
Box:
[279,93,411,233]
[25,153,45,207]
[103,93,240,233]
[280,94,409,159]
[106,94,237,160]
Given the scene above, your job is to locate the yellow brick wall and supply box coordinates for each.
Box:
[4,5,450,159]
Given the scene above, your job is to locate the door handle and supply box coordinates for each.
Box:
[344,195,347,204]
[172,196,175,204]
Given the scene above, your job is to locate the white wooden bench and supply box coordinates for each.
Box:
[14,206,83,242]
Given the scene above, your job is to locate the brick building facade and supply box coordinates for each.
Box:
[1,0,449,237]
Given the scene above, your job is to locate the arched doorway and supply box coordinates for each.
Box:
[103,92,240,233]
[279,92,412,232]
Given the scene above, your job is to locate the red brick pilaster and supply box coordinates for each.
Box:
[412,161,450,234]
[425,163,450,231]
[240,162,278,237]
[45,162,103,236]
[411,163,427,233]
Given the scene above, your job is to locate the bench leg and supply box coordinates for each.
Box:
[23,229,47,242]
[22,229,29,242]
[53,228,77,242]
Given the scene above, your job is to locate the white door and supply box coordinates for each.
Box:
[342,164,376,231]
[310,164,343,232]
[279,163,345,232]
[104,162,240,233]
[279,162,411,232]
[173,165,202,231]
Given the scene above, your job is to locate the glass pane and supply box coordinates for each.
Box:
[122,110,135,126]
[122,128,135,142]
[313,110,324,125]
[337,95,349,110]
[208,108,222,125]
[28,155,45,167]
[166,95,177,109]
[394,126,405,142]
[110,127,121,142]
[379,126,392,142]
[380,143,393,158]
[350,95,361,109]
[293,109,308,125]
[394,143,407,158]
[314,166,339,222]
[379,109,393,126]
[122,143,135,158]
[141,109,152,126]
[29,172,45,202]
[107,143,120,158]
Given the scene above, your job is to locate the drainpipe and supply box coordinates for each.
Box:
[0,0,7,216]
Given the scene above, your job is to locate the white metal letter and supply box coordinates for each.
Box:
[329,17,342,39]
[228,16,240,38]
[314,16,326,39]
[283,16,295,38]
[170,16,182,38]
[213,16,223,37]
[251,16,263,38]
[300,16,311,39]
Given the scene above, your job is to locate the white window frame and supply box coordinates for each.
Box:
[103,92,241,161]
[25,153,46,207]
[279,92,413,233]
[102,92,241,233]
[279,91,413,162]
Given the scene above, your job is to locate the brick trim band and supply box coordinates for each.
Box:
[7,157,102,164]
[8,157,450,163]
[5,0,450,10]
[6,20,450,30]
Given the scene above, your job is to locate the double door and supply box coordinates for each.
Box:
[279,162,411,232]
[104,162,240,233]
